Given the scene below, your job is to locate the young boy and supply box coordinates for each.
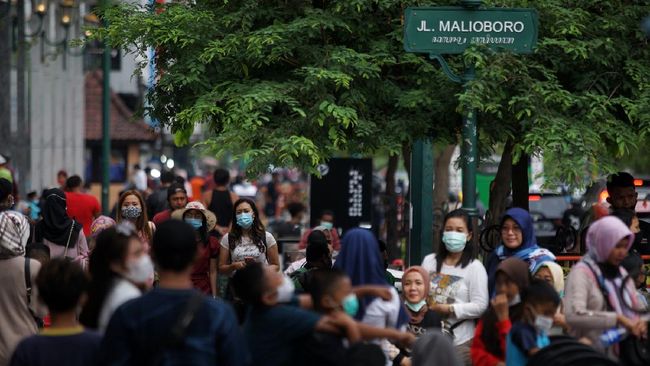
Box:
[506,279,560,366]
[232,263,361,366]
[306,269,413,366]
[10,259,101,366]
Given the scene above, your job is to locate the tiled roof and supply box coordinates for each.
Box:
[85,71,157,142]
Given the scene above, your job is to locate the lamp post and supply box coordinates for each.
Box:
[1,0,86,196]
[100,0,110,214]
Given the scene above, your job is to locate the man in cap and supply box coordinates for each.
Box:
[152,182,188,226]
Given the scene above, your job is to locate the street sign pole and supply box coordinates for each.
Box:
[403,0,538,256]
[409,139,433,266]
[462,64,478,217]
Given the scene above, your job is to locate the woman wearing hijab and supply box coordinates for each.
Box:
[471,257,531,366]
[486,207,555,295]
[36,188,88,268]
[393,266,442,366]
[0,211,45,365]
[564,216,646,359]
[534,261,568,334]
[334,228,408,365]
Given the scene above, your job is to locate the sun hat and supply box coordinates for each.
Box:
[171,201,217,231]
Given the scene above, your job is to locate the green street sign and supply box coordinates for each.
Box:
[404,7,538,55]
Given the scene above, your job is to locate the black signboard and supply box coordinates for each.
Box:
[310,158,373,234]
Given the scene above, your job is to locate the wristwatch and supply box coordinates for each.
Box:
[449,304,455,315]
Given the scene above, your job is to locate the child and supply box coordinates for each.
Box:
[471,257,530,366]
[306,269,415,366]
[506,279,560,366]
[10,259,101,366]
[232,263,361,366]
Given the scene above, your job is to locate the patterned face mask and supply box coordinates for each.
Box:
[121,206,142,220]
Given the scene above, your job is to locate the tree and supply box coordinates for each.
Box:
[461,0,650,221]
[97,0,650,230]
[97,0,461,177]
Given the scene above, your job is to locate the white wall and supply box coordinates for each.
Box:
[28,9,85,191]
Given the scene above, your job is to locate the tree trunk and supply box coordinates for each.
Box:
[488,140,514,227]
[512,152,529,210]
[384,154,400,261]
[432,144,456,252]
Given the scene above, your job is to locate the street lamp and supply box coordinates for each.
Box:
[7,0,84,69]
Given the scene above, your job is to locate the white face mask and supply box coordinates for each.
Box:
[534,315,554,333]
[276,275,295,303]
[125,255,153,284]
[508,294,521,306]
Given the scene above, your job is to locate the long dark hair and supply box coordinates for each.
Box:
[116,190,152,242]
[436,209,476,273]
[228,197,266,253]
[183,210,208,247]
[79,226,137,329]
[481,303,523,357]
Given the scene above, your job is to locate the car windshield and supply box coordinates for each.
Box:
[529,195,570,219]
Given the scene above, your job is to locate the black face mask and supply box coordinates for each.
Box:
[633,232,643,248]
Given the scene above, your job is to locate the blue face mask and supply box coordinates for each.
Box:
[405,299,427,312]
[185,218,203,229]
[342,294,359,317]
[236,213,254,229]
[442,231,467,253]
[320,221,334,230]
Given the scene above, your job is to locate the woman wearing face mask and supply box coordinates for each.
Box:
[172,201,220,297]
[36,188,88,268]
[116,190,155,253]
[80,222,153,333]
[564,216,646,360]
[421,209,488,365]
[486,207,555,295]
[218,197,280,276]
[471,257,530,366]
[393,266,443,366]
[533,261,568,334]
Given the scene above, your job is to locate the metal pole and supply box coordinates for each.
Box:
[0,2,11,154]
[101,2,111,214]
[461,63,478,217]
[409,139,434,266]
[16,0,29,197]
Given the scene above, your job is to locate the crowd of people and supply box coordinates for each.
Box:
[0,169,649,366]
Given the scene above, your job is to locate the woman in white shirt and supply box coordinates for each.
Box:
[421,209,488,365]
[218,197,280,276]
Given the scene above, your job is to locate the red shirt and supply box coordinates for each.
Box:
[191,236,220,295]
[470,318,512,366]
[65,192,101,236]
[152,210,172,226]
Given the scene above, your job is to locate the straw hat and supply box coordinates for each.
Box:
[172,201,217,231]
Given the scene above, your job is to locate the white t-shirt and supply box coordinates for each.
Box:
[361,286,405,366]
[220,231,277,265]
[421,255,489,345]
[99,278,141,333]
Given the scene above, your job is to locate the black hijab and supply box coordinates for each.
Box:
[37,188,82,247]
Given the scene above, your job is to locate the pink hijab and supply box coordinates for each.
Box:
[586,216,634,262]
[402,266,431,324]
